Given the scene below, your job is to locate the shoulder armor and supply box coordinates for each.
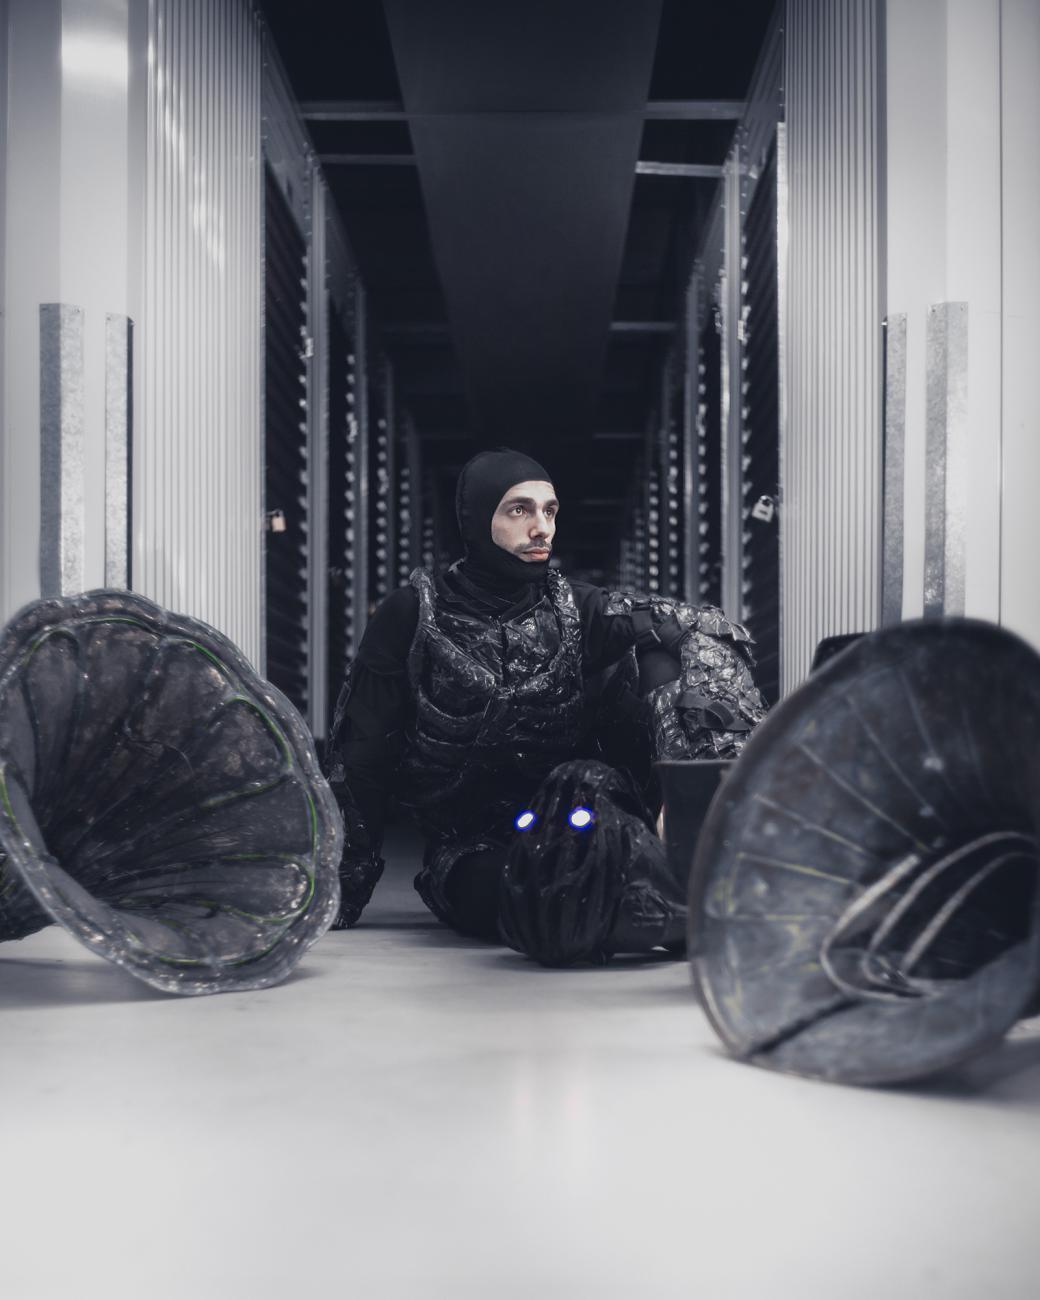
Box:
[694,604,753,644]
[603,589,752,651]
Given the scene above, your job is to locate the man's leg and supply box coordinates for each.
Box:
[414,838,507,942]
[443,846,506,941]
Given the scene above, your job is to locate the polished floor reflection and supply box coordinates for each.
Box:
[2,826,1039,1299]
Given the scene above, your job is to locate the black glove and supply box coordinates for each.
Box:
[331,850,386,930]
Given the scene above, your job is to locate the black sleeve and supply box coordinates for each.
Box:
[354,584,419,673]
[571,582,682,694]
[326,585,418,855]
[569,580,767,760]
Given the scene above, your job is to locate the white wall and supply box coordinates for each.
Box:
[885,0,1040,648]
[999,0,1040,651]
[1,0,264,667]
[134,0,263,664]
[2,0,65,621]
[0,3,6,551]
[2,0,137,613]
[782,0,884,690]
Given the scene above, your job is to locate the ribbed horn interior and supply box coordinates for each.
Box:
[0,591,342,994]
[688,618,1040,1085]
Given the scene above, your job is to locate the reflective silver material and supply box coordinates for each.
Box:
[603,591,765,758]
[402,568,585,844]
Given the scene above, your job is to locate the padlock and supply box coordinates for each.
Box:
[751,495,776,524]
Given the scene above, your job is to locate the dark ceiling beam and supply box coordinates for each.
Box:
[319,154,417,166]
[610,321,675,334]
[636,161,724,179]
[643,99,745,120]
[382,321,675,339]
[303,101,409,120]
[301,99,745,122]
[319,154,723,180]
[381,322,450,338]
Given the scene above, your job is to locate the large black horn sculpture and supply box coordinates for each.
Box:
[0,590,342,994]
[688,618,1040,1085]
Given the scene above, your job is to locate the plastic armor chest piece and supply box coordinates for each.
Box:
[399,569,585,839]
[432,598,563,690]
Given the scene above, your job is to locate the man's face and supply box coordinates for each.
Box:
[490,479,558,562]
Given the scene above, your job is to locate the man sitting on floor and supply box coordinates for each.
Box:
[325,447,765,964]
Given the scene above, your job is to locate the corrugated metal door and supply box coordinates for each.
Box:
[741,140,780,702]
[326,298,354,731]
[263,165,310,717]
[138,0,263,663]
[695,311,723,609]
[783,0,883,689]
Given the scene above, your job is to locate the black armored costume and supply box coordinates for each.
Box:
[326,449,766,964]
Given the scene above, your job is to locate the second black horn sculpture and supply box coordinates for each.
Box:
[688,618,1040,1085]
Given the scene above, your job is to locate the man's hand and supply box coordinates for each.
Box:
[330,850,385,930]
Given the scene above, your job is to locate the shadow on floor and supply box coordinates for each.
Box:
[910,1023,1040,1103]
[0,953,167,1009]
[0,945,322,1011]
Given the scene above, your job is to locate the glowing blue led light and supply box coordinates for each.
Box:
[568,807,593,829]
[515,810,536,831]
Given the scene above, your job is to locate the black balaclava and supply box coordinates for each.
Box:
[454,448,556,597]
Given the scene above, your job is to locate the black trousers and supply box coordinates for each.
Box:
[443,846,509,941]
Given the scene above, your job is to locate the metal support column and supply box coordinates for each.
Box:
[406,416,422,576]
[307,174,329,739]
[351,280,370,641]
[383,357,397,589]
[720,148,746,620]
[682,273,699,604]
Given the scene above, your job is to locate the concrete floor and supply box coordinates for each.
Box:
[2,825,1040,1300]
